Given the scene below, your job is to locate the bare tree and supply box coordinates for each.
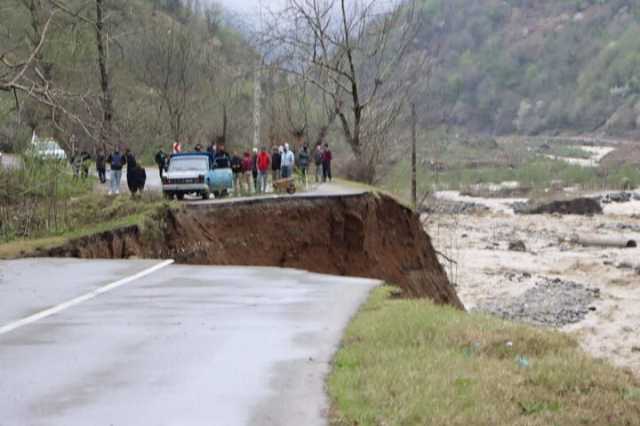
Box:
[264,0,417,182]
[95,0,114,148]
[0,5,68,127]
[1,0,126,149]
[137,21,200,146]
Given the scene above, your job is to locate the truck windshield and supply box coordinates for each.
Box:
[169,157,208,172]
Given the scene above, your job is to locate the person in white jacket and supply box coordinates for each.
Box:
[281,143,295,178]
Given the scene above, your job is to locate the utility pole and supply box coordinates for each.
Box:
[253,0,264,149]
[253,68,261,148]
[411,103,417,210]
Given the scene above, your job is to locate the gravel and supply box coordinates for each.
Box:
[421,199,490,215]
[475,277,600,328]
[508,240,527,252]
[600,192,633,204]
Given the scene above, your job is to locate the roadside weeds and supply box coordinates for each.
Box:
[328,287,640,426]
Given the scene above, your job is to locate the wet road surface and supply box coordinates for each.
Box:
[0,259,378,426]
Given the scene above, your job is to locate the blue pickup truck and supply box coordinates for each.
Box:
[162,153,233,200]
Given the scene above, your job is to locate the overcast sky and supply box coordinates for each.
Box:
[212,0,287,21]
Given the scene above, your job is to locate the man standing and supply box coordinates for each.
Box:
[251,148,259,193]
[271,146,281,183]
[71,152,82,179]
[281,143,295,179]
[96,149,107,184]
[257,146,271,194]
[107,146,126,195]
[214,143,231,168]
[126,149,146,196]
[154,147,167,179]
[322,143,332,182]
[207,142,216,158]
[298,144,310,187]
[80,151,91,179]
[230,151,243,196]
[242,151,253,195]
[314,143,323,183]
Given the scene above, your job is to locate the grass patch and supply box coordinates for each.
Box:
[0,192,176,258]
[385,157,640,198]
[329,287,640,425]
[547,145,593,160]
[0,214,143,258]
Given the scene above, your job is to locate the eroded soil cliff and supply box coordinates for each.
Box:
[44,193,462,308]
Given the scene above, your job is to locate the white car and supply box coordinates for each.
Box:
[34,141,67,160]
[30,132,67,160]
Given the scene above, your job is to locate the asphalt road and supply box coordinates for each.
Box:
[0,258,377,426]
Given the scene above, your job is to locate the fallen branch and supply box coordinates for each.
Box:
[435,250,458,265]
[569,235,637,249]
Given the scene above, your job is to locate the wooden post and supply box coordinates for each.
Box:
[411,103,417,210]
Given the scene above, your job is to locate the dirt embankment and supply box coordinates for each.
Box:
[44,193,463,308]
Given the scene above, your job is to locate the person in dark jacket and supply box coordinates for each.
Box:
[271,146,281,183]
[241,151,253,195]
[71,152,82,179]
[313,143,323,183]
[207,142,216,158]
[107,147,126,195]
[322,143,332,182]
[79,151,91,179]
[154,147,167,179]
[96,149,107,184]
[298,144,310,186]
[251,148,259,192]
[213,143,231,169]
[230,151,243,196]
[125,149,146,195]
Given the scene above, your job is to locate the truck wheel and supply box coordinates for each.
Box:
[213,191,220,198]
[202,190,210,200]
[176,193,184,200]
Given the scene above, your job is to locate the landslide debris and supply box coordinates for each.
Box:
[43,193,463,308]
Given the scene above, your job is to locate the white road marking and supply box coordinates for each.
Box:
[0,259,174,336]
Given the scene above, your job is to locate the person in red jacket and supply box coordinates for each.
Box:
[256,146,271,194]
[172,141,182,155]
[241,151,253,195]
[322,143,332,182]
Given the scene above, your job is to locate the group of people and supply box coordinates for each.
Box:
[93,147,146,195]
[77,139,334,198]
[154,141,334,196]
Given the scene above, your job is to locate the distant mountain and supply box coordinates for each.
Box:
[412,0,640,138]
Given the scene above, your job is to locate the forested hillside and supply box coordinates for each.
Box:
[4,0,640,165]
[0,0,258,156]
[414,0,640,137]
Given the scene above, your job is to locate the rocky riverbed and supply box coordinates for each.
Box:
[425,194,640,375]
[475,276,600,327]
